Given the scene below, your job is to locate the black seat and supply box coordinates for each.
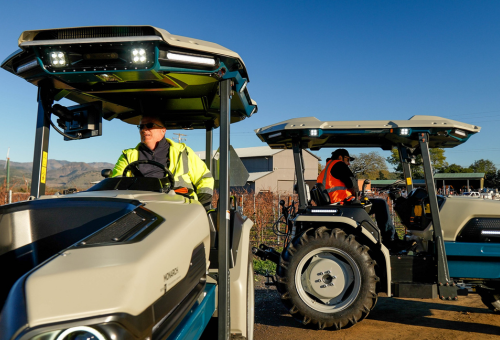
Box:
[310,183,331,206]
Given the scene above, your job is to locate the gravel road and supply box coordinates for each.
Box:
[254,276,500,340]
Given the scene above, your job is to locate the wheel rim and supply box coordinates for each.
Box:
[295,247,361,313]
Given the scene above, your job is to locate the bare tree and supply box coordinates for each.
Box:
[350,151,388,179]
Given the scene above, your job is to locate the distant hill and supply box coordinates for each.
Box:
[0,160,114,189]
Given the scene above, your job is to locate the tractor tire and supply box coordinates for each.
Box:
[478,288,500,313]
[276,227,379,330]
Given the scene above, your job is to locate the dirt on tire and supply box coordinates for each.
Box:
[254,275,500,340]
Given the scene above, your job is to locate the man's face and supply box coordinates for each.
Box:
[139,117,166,145]
[339,155,350,165]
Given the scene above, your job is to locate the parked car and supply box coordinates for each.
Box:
[462,191,480,198]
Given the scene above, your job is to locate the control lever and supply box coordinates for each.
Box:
[362,179,371,197]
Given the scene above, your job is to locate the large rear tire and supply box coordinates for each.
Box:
[276,227,379,330]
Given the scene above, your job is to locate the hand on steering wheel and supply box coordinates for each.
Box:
[121,160,175,188]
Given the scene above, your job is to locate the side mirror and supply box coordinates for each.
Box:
[101,169,112,178]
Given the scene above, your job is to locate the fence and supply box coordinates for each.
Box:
[212,189,406,249]
[0,185,405,247]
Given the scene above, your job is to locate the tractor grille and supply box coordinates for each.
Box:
[457,218,500,243]
[34,26,156,40]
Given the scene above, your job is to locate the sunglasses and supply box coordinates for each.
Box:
[137,123,164,130]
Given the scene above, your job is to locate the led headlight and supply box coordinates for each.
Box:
[311,209,338,214]
[450,129,467,138]
[50,52,67,67]
[481,230,500,236]
[56,326,106,340]
[399,128,411,136]
[309,129,318,137]
[132,48,147,63]
[166,52,216,66]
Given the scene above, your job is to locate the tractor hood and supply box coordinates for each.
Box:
[0,197,141,310]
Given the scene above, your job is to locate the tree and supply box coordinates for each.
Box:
[440,163,473,173]
[377,170,387,180]
[469,159,498,188]
[350,152,388,180]
[387,147,448,179]
[470,159,497,174]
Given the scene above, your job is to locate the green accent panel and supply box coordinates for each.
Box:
[163,98,205,111]
[53,89,70,101]
[168,73,218,86]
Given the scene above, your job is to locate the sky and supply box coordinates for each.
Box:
[0,1,499,171]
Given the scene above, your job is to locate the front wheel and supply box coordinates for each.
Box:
[276,227,379,330]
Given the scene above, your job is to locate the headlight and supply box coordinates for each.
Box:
[131,48,147,63]
[166,52,216,66]
[49,52,67,67]
[55,326,106,340]
[399,128,411,136]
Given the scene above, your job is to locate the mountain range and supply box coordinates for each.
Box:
[0,160,115,189]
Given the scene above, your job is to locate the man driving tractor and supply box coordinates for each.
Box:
[111,115,214,206]
[318,148,399,246]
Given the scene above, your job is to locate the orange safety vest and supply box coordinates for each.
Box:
[317,160,354,203]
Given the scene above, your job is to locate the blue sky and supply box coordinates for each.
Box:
[1,1,499,171]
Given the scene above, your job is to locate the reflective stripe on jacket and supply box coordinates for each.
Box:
[317,159,353,203]
[111,138,214,201]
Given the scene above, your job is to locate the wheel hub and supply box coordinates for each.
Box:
[302,253,353,303]
[296,247,361,312]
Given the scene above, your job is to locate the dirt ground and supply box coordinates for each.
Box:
[254,276,500,340]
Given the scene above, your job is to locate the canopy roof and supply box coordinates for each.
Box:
[256,115,480,150]
[2,25,257,129]
[434,173,485,180]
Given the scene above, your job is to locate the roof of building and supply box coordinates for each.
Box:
[235,146,283,158]
[196,145,321,160]
[434,173,485,179]
[247,171,273,182]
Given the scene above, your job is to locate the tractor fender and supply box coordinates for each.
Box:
[294,215,391,296]
[207,214,254,337]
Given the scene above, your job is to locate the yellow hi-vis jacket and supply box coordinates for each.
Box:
[111,138,214,201]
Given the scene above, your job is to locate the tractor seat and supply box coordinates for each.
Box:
[310,183,331,206]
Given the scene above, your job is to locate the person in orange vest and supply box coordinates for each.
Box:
[318,149,400,246]
[317,149,358,203]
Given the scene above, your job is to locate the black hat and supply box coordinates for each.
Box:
[331,149,355,161]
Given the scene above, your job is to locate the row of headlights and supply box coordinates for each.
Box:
[49,48,150,68]
[47,47,216,69]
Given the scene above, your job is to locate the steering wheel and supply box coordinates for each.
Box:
[122,160,175,188]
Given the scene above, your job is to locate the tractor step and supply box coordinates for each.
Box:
[392,283,438,299]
